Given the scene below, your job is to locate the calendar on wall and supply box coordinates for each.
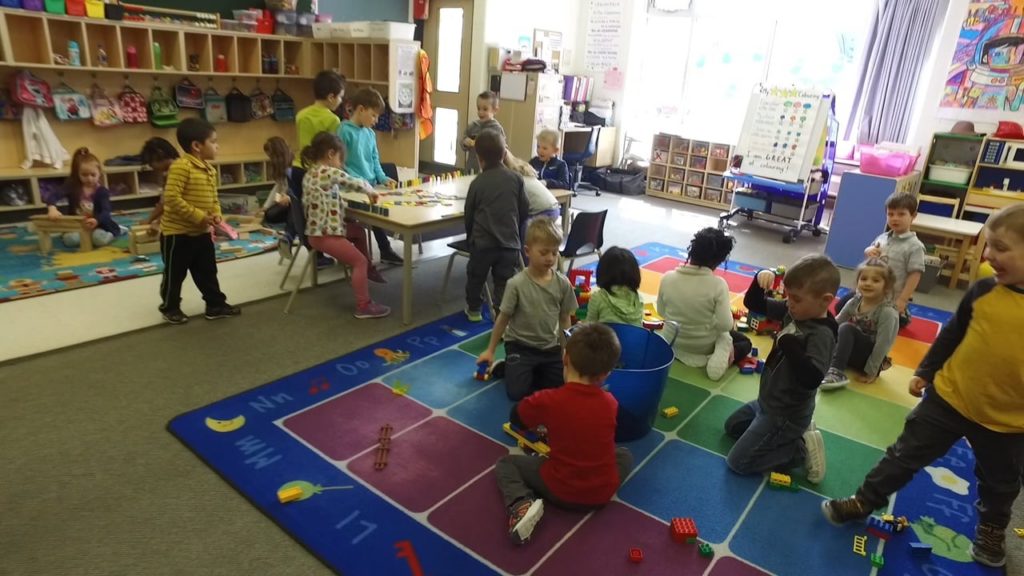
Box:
[735,85,832,183]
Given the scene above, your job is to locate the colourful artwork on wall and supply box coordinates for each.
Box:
[942,1,1024,110]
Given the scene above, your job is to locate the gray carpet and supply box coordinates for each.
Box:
[3,192,1004,576]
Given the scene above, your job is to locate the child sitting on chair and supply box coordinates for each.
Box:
[495,322,634,545]
[46,147,126,248]
[477,218,578,400]
[529,129,571,190]
[657,227,751,380]
[587,247,643,326]
[820,258,900,390]
[726,255,840,484]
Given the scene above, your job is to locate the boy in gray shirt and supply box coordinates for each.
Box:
[464,131,529,322]
[478,218,578,400]
[463,91,506,173]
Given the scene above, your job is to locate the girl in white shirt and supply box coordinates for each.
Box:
[657,227,752,380]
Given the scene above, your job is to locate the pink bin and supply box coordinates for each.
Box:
[859,147,918,177]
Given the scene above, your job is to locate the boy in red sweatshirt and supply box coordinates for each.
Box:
[494,322,634,544]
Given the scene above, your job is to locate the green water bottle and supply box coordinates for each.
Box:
[152,42,162,70]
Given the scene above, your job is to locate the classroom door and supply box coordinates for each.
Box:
[420,0,475,169]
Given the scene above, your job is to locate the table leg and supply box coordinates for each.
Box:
[561,195,572,237]
[402,231,414,324]
[80,226,93,252]
[38,231,52,254]
[968,229,987,286]
[949,235,969,289]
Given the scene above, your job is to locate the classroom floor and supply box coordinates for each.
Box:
[1,192,1020,576]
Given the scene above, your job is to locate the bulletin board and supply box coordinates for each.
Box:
[735,85,833,183]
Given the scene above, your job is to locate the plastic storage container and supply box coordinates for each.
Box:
[602,324,675,442]
[45,0,65,14]
[65,0,83,16]
[85,0,103,18]
[367,21,415,40]
[233,9,262,23]
[927,163,972,185]
[0,0,21,9]
[860,147,918,177]
[22,0,44,10]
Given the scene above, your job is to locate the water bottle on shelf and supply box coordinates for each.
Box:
[68,40,81,67]
[96,44,108,67]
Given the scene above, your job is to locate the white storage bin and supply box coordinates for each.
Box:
[367,21,415,40]
[927,163,972,185]
[312,22,337,38]
[346,21,370,37]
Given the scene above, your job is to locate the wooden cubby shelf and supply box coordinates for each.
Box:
[647,132,734,210]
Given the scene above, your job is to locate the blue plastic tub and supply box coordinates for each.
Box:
[604,323,674,441]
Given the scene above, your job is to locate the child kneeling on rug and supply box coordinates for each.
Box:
[495,322,634,545]
[822,204,1024,569]
[725,255,839,484]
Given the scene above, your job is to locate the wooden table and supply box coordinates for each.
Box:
[911,213,986,289]
[29,215,91,253]
[343,176,573,324]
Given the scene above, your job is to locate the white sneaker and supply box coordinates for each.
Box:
[706,332,733,381]
[508,499,544,544]
[820,368,849,391]
[803,427,826,484]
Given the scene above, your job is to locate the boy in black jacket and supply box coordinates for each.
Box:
[529,129,571,190]
[725,254,840,484]
[464,131,529,322]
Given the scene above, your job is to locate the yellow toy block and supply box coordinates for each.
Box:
[852,535,867,556]
[1014,528,1024,538]
[277,486,303,503]
[662,406,679,418]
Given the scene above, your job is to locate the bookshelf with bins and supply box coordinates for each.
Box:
[961,136,1024,222]
[647,133,734,210]
[0,8,418,218]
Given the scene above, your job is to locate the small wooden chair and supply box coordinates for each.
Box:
[29,215,92,253]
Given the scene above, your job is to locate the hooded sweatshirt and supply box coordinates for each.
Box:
[657,264,733,358]
[587,286,643,326]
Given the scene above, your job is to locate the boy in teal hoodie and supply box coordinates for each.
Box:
[339,88,403,264]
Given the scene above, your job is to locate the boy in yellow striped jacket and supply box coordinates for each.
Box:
[159,118,240,324]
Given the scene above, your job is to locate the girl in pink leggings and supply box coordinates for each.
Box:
[301,132,391,319]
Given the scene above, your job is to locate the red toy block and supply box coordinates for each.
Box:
[628,547,643,563]
[670,517,698,543]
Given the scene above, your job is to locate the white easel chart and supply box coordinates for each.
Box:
[736,86,829,183]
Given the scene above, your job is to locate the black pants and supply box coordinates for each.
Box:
[857,390,1024,529]
[836,292,910,328]
[466,247,520,312]
[264,203,289,225]
[504,341,564,401]
[159,233,227,312]
[730,330,753,361]
[830,322,875,373]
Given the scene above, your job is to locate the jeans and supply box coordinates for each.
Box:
[724,400,810,475]
[830,322,875,373]
[62,225,127,248]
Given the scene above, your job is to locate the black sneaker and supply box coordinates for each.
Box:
[821,496,871,525]
[380,250,404,265]
[507,499,544,544]
[970,523,1006,567]
[205,304,241,320]
[490,359,507,380]
[162,309,189,325]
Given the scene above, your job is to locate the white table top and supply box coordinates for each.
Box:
[912,213,985,237]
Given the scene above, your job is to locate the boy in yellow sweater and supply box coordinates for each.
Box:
[159,118,239,324]
[821,203,1024,569]
[290,71,345,198]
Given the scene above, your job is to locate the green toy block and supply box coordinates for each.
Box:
[870,553,884,568]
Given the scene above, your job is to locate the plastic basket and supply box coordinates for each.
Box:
[860,148,918,178]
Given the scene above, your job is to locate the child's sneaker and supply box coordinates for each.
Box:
[802,426,826,483]
[820,368,849,391]
[161,309,189,325]
[367,267,387,284]
[205,304,241,320]
[316,254,335,269]
[507,498,544,544]
[354,301,391,319]
[465,308,483,322]
[380,249,404,265]
[820,496,871,525]
[880,356,893,371]
[490,359,507,380]
[970,523,1006,567]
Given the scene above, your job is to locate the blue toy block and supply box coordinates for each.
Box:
[755,360,764,373]
[867,516,895,540]
[909,542,932,557]
[740,366,755,375]
[750,347,758,357]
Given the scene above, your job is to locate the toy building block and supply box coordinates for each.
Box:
[628,547,643,563]
[374,424,393,470]
[277,486,303,503]
[502,422,550,456]
[731,306,744,320]
[870,553,884,568]
[768,472,798,491]
[750,347,758,357]
[567,268,594,292]
[739,365,755,375]
[662,406,680,418]
[881,514,909,533]
[738,357,759,375]
[1015,527,1024,538]
[670,517,698,543]
[909,542,932,557]
[755,360,765,373]
[852,535,867,556]
[474,362,490,381]
[867,516,896,540]
[698,542,714,558]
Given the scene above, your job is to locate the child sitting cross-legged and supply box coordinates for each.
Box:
[587,247,643,326]
[820,258,900,390]
[495,322,634,545]
[477,218,578,401]
[726,255,840,484]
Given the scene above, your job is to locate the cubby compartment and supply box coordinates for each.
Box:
[119,25,153,70]
[282,40,303,75]
[671,137,689,151]
[0,179,35,212]
[710,143,730,159]
[38,178,65,206]
[183,32,212,72]
[307,41,326,73]
[666,181,682,196]
[325,43,340,72]
[705,173,724,189]
[703,188,722,204]
[371,43,388,83]
[237,36,260,74]
[338,43,354,77]
[260,37,282,74]
[218,164,243,187]
[685,171,702,186]
[7,14,52,64]
[670,153,687,167]
[84,22,122,68]
[667,167,685,182]
[47,19,87,66]
[691,141,710,156]
[105,171,137,197]
[243,162,264,184]
[137,169,163,196]
[651,147,669,164]
[648,178,665,193]
[652,134,671,150]
[150,29,183,71]
[684,185,701,199]
[689,155,707,170]
[649,163,667,179]
[354,43,371,80]
[210,35,236,73]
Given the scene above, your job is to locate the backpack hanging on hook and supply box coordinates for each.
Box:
[271,87,295,121]
[174,77,204,109]
[118,82,148,123]
[203,86,227,123]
